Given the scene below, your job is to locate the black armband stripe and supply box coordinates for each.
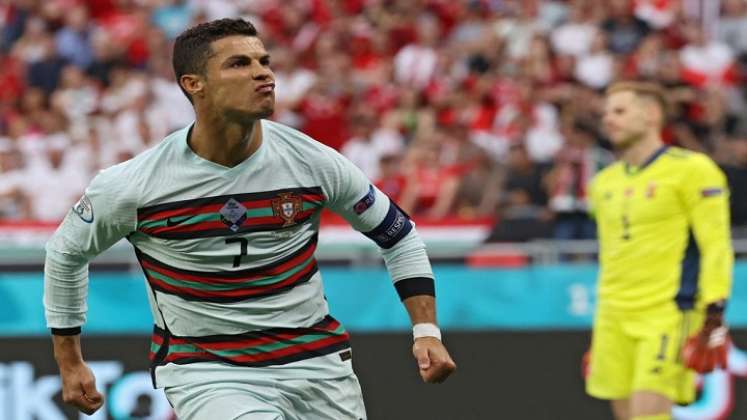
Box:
[363,201,413,249]
[394,277,435,301]
[51,327,81,336]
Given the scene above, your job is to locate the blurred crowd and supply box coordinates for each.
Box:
[1,0,747,242]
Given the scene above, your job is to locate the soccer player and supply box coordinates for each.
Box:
[585,81,733,420]
[44,19,456,419]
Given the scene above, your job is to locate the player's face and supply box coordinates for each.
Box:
[202,35,275,121]
[602,91,650,149]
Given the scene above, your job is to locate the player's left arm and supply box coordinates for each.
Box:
[681,155,734,372]
[683,156,733,309]
[323,149,456,384]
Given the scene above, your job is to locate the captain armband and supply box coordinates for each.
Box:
[362,201,413,249]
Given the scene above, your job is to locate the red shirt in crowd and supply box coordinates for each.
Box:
[299,94,350,151]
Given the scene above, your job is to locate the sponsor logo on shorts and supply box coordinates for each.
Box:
[339,350,352,362]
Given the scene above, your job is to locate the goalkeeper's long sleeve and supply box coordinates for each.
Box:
[683,155,733,305]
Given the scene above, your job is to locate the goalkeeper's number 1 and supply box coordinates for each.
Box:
[621,213,631,241]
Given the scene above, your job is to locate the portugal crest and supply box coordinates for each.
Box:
[272,193,302,227]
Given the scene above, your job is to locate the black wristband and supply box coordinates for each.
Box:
[394,277,435,301]
[51,327,81,336]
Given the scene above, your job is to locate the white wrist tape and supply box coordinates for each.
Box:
[413,323,441,341]
[709,326,728,347]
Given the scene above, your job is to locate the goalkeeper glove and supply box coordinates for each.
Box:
[682,301,730,374]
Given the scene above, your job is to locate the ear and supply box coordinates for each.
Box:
[180,74,205,100]
[642,99,662,127]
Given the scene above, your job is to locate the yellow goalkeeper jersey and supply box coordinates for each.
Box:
[589,146,733,312]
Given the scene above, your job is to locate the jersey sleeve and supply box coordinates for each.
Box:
[322,148,435,297]
[680,156,734,305]
[44,164,138,329]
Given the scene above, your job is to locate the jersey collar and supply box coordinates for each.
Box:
[625,145,668,175]
[182,121,267,173]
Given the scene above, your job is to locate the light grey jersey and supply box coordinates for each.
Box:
[44,120,434,387]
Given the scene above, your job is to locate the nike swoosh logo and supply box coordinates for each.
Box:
[166,216,193,227]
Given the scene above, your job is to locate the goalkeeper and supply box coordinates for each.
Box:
[585,81,733,420]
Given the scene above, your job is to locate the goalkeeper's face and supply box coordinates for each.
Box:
[602,91,653,150]
[200,35,276,122]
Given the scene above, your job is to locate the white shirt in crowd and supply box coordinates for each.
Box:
[342,128,405,181]
[394,44,438,89]
[680,41,735,81]
[551,22,598,57]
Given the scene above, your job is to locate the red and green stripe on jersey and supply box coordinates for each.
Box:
[135,235,319,303]
[149,315,350,368]
[136,187,326,239]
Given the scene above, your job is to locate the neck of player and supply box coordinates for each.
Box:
[189,119,262,168]
[620,131,663,168]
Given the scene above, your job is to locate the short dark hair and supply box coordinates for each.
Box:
[172,18,259,102]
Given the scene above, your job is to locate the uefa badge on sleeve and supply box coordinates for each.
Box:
[72,195,94,223]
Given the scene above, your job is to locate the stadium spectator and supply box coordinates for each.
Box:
[10,15,49,64]
[485,143,553,242]
[0,138,30,219]
[452,151,503,218]
[502,142,551,216]
[717,0,747,60]
[393,13,439,89]
[634,0,678,29]
[679,19,738,88]
[601,0,651,54]
[26,40,66,94]
[20,116,87,221]
[54,4,94,69]
[0,0,746,233]
[375,152,407,203]
[720,132,747,228]
[574,32,615,89]
[50,65,98,124]
[342,109,404,180]
[623,33,665,79]
[550,1,598,58]
[398,138,461,219]
[272,46,317,126]
[493,0,544,60]
[547,121,612,240]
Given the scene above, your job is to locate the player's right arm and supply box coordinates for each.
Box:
[44,165,137,414]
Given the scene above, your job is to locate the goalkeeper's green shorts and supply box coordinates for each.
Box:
[165,372,366,419]
[586,302,704,404]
